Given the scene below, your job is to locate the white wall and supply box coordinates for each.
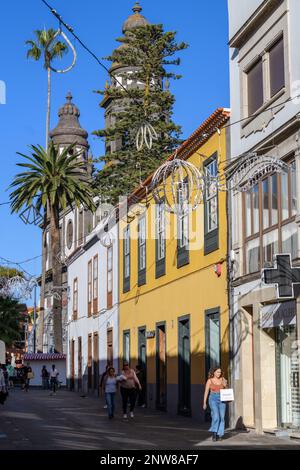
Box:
[25,360,66,387]
[228,0,264,40]
[66,222,119,386]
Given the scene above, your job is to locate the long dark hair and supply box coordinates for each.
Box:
[208,366,223,379]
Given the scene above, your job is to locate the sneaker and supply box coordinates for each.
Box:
[103,405,108,409]
[141,404,146,408]
[123,414,128,419]
[130,412,134,418]
[212,433,217,442]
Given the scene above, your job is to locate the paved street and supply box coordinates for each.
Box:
[0,388,300,450]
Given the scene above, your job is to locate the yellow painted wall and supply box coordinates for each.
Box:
[119,127,229,386]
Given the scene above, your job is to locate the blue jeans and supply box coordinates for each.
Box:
[208,392,226,436]
[105,392,115,417]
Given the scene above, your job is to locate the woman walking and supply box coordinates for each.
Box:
[119,362,141,419]
[102,367,118,419]
[203,367,228,441]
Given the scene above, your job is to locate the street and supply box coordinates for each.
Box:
[0,388,300,450]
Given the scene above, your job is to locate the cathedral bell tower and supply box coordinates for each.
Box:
[101,2,150,155]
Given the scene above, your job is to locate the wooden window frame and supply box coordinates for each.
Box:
[93,254,98,315]
[156,201,166,278]
[204,153,219,255]
[243,160,297,274]
[123,330,131,365]
[107,328,113,366]
[73,277,78,320]
[107,246,113,309]
[87,260,92,317]
[138,215,147,286]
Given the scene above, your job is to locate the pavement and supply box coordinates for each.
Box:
[0,388,300,450]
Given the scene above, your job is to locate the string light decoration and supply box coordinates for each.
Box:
[136,122,158,151]
[45,27,77,74]
[151,155,204,215]
[0,276,38,300]
[224,153,290,192]
[19,205,43,226]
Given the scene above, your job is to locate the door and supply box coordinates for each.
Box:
[78,337,82,391]
[138,327,147,405]
[156,323,167,410]
[276,325,300,428]
[107,328,113,366]
[178,317,191,415]
[88,334,92,390]
[93,333,99,393]
[70,339,75,391]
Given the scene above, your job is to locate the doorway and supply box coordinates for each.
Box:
[138,327,147,406]
[276,325,300,428]
[156,323,167,410]
[178,316,191,415]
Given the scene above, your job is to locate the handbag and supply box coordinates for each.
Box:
[27,372,34,379]
[220,388,234,402]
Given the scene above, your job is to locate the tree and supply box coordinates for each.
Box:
[93,24,188,204]
[25,28,68,150]
[26,28,68,353]
[0,297,23,347]
[9,143,96,352]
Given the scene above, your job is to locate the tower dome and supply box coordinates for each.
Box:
[122,2,149,34]
[50,92,89,149]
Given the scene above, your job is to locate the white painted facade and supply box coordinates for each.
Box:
[66,220,119,393]
[228,0,300,432]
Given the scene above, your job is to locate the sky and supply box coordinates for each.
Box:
[0,0,229,292]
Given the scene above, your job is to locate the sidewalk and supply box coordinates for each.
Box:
[0,388,299,450]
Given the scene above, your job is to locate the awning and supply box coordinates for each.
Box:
[23,353,66,361]
[260,301,296,328]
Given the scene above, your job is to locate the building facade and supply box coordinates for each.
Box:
[119,109,230,420]
[66,222,119,393]
[228,0,300,432]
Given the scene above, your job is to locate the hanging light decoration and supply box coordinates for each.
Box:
[136,122,158,151]
[45,27,77,74]
[0,276,37,300]
[225,153,290,192]
[151,155,204,215]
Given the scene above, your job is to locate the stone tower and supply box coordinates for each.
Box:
[101,2,150,155]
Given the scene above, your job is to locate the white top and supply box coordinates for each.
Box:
[50,369,58,378]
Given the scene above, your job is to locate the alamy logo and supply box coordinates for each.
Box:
[0,80,6,104]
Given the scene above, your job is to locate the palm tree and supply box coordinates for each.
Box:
[9,143,96,352]
[26,28,68,150]
[26,28,68,352]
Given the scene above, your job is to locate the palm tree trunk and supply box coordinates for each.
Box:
[46,67,51,151]
[50,203,63,353]
[38,68,51,351]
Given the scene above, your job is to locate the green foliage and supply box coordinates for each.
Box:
[0,297,23,347]
[0,266,23,279]
[25,28,68,68]
[93,24,188,204]
[9,142,96,214]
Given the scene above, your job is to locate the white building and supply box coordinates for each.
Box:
[228,0,300,433]
[66,220,119,393]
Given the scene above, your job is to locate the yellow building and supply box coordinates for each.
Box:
[119,108,230,419]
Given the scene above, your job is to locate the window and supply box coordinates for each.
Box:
[107,328,113,366]
[138,216,146,286]
[123,330,130,365]
[107,246,113,309]
[269,37,285,97]
[93,255,98,314]
[156,201,166,278]
[205,308,220,375]
[123,226,130,293]
[78,210,84,246]
[247,59,264,115]
[85,210,93,236]
[244,161,298,274]
[88,260,92,316]
[66,220,73,250]
[204,155,219,254]
[73,278,78,320]
[177,180,189,267]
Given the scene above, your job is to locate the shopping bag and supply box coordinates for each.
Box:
[220,388,234,402]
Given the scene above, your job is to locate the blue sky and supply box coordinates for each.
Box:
[0,0,229,288]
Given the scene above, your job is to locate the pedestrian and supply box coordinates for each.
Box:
[24,364,34,392]
[49,364,59,396]
[41,365,49,390]
[203,366,228,442]
[20,363,28,391]
[119,362,141,419]
[0,365,8,405]
[135,364,146,407]
[6,362,15,389]
[100,364,110,409]
[102,367,119,419]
